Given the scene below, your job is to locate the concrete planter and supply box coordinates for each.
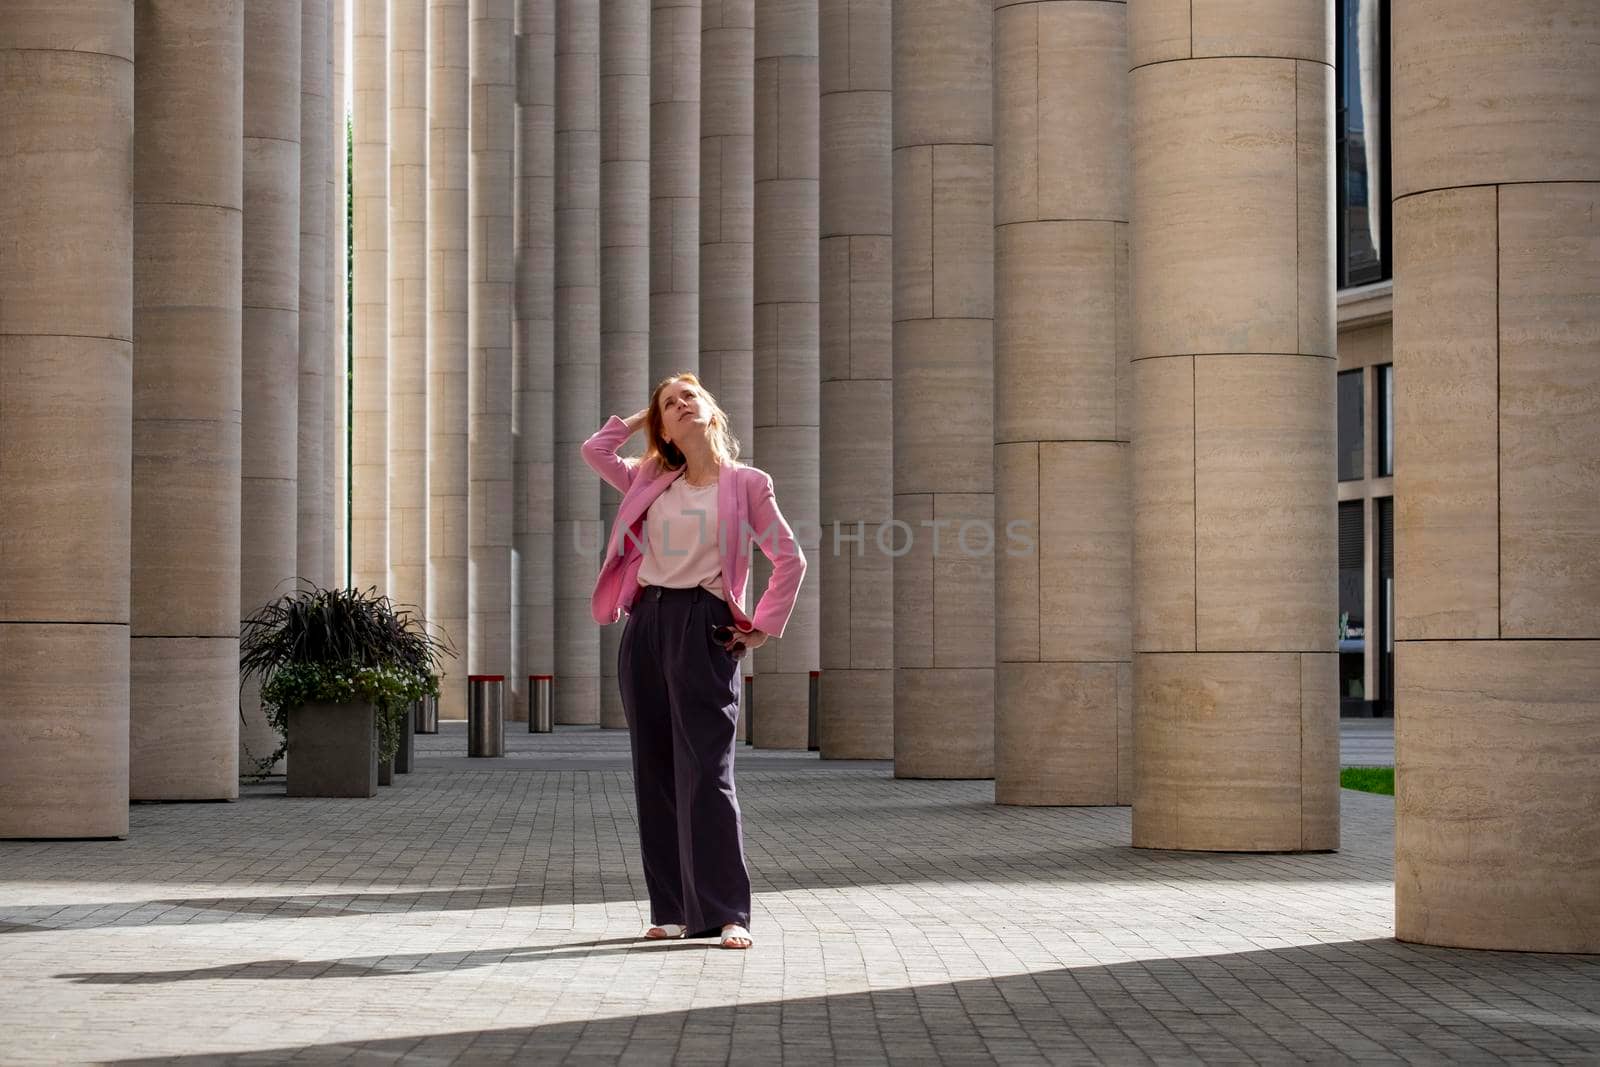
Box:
[378,757,393,786]
[286,701,378,798]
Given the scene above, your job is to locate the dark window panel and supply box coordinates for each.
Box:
[1336,0,1392,289]
[1338,368,1364,481]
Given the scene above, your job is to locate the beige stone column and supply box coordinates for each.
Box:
[325,0,340,587]
[701,0,755,735]
[598,0,649,729]
[299,0,330,591]
[389,0,428,617]
[891,0,993,778]
[817,0,891,759]
[1128,1,1337,850]
[429,0,469,714]
[0,3,133,838]
[699,0,753,445]
[751,0,820,750]
[351,0,387,592]
[516,0,556,719]
[1392,0,1600,953]
[129,0,244,802]
[554,0,601,723]
[240,0,303,770]
[470,0,516,686]
[333,0,349,586]
[993,1,1130,804]
[651,0,700,381]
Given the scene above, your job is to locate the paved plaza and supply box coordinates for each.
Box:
[2,723,1596,1065]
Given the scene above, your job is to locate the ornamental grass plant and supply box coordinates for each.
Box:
[241,584,451,776]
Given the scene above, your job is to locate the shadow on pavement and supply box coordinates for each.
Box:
[102,938,1600,1065]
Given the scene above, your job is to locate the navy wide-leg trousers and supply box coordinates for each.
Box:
[618,584,751,932]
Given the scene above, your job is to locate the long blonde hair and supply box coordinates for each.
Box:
[643,373,742,472]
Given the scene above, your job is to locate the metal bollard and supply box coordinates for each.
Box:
[529,675,554,733]
[467,675,505,757]
[414,692,439,734]
[396,700,416,773]
[742,674,754,747]
[808,670,821,752]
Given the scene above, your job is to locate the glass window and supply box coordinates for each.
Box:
[1338,500,1366,701]
[1377,363,1394,477]
[1338,369,1364,481]
[1376,495,1394,711]
[1337,0,1392,288]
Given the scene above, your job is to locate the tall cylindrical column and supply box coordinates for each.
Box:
[469,0,515,686]
[240,0,303,770]
[890,0,993,778]
[332,0,349,586]
[598,0,649,729]
[650,0,700,381]
[298,0,331,591]
[515,0,556,719]
[130,0,244,801]
[554,0,601,723]
[351,0,388,592]
[389,0,428,616]
[698,0,753,445]
[1128,1,1337,850]
[751,0,820,750]
[0,3,134,838]
[817,0,891,759]
[1392,0,1600,952]
[324,0,340,588]
[993,1,1131,804]
[429,0,469,714]
[701,0,756,730]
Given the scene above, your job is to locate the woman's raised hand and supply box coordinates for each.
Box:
[624,407,650,434]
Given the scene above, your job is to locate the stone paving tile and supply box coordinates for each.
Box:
[0,725,1593,1065]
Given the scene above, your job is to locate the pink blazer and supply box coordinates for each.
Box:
[581,416,807,638]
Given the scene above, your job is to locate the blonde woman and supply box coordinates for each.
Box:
[581,374,807,950]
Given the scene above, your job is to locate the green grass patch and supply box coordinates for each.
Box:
[1340,766,1394,796]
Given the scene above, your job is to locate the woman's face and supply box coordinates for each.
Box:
[657,379,711,445]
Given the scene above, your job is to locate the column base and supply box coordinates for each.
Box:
[1131,651,1338,852]
[1396,640,1600,954]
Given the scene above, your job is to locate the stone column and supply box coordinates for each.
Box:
[1128,1,1337,850]
[332,0,349,586]
[390,0,428,616]
[699,0,753,446]
[891,0,993,778]
[0,3,133,838]
[351,0,387,592]
[325,0,340,587]
[240,0,302,770]
[1392,0,1600,952]
[470,0,515,684]
[598,0,649,729]
[651,0,700,381]
[750,0,820,750]
[429,0,469,714]
[993,1,1131,804]
[817,0,891,759]
[701,0,755,736]
[129,0,244,801]
[299,0,330,591]
[516,0,556,719]
[554,0,601,723]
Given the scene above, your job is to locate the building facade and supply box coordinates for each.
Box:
[0,0,1594,954]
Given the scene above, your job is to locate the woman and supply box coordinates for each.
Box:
[581,373,807,950]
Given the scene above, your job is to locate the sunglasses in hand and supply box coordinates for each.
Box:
[712,624,748,659]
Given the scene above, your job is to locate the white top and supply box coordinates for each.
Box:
[635,473,725,599]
